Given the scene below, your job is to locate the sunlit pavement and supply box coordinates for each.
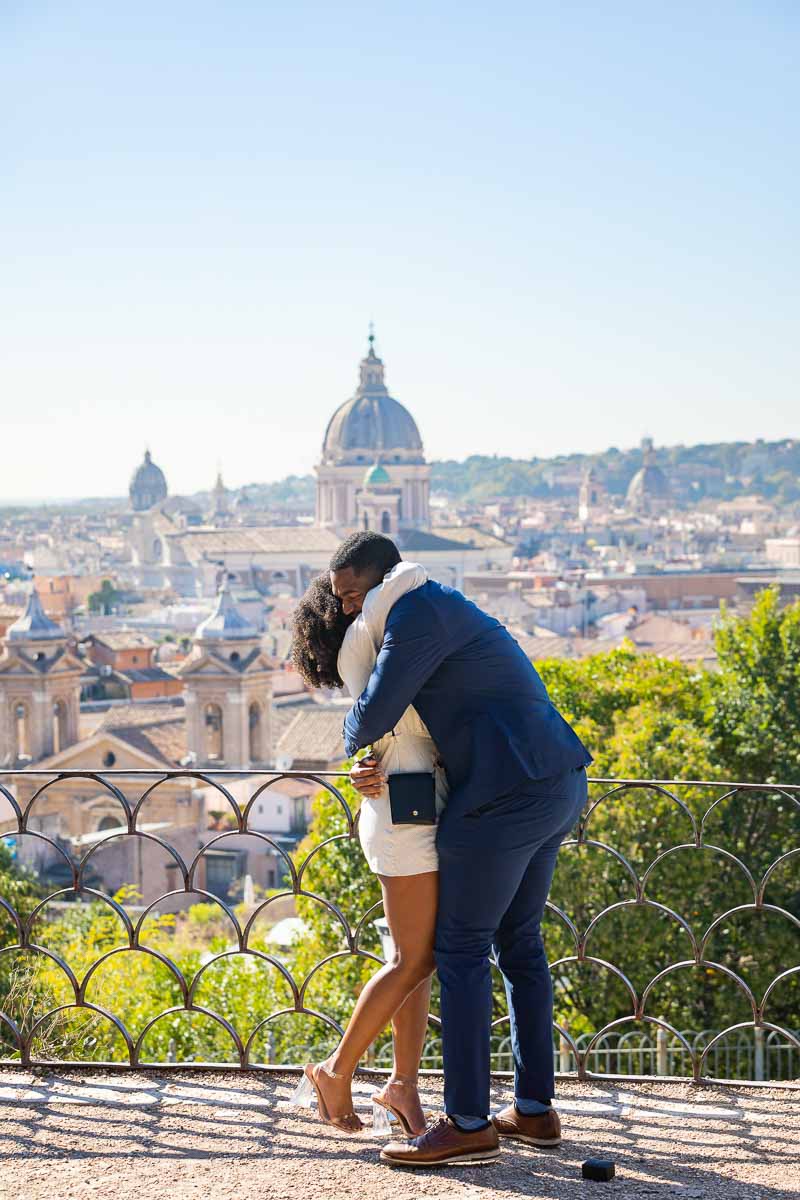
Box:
[0,1069,797,1199]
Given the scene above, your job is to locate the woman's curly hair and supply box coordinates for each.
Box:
[291,573,350,689]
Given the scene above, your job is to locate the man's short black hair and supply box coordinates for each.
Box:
[329,531,402,576]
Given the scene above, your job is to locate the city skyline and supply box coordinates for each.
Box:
[2,2,798,500]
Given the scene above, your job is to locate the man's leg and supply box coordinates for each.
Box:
[494,767,587,1109]
[435,772,585,1122]
[435,807,533,1122]
[494,834,563,1108]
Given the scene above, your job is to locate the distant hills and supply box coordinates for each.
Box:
[242,438,800,511]
[430,439,800,505]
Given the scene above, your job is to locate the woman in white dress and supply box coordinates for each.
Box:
[289,560,446,1135]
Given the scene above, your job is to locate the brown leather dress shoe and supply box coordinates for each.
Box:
[492,1104,562,1146]
[380,1115,500,1167]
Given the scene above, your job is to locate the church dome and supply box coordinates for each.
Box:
[130,450,168,512]
[322,336,424,466]
[626,447,670,510]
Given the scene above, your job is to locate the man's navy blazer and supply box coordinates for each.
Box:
[343,579,592,819]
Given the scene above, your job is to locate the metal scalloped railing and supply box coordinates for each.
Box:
[0,770,798,1084]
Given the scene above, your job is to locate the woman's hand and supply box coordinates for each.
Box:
[349,755,386,799]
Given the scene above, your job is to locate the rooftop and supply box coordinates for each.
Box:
[97,699,188,764]
[89,630,157,651]
[276,705,347,766]
[171,526,341,557]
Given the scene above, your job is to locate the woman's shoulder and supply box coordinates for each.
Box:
[362,562,428,646]
[338,612,367,658]
[337,614,372,692]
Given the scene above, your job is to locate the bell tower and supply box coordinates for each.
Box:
[176,584,273,769]
[578,464,606,524]
[0,589,83,765]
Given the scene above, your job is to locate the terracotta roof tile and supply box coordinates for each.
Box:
[276,708,347,769]
[90,631,157,651]
[99,701,188,765]
[169,527,341,557]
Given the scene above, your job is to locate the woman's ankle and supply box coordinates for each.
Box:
[322,1053,354,1080]
[387,1074,418,1086]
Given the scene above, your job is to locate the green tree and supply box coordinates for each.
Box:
[711,587,800,784]
[0,841,44,1056]
[88,579,122,615]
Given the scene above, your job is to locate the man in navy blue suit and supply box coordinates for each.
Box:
[335,532,592,1167]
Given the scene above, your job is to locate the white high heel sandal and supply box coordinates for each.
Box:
[286,1064,364,1132]
[371,1077,428,1139]
[287,1071,316,1109]
[371,1097,399,1137]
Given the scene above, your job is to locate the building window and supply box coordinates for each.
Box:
[204,703,224,761]
[291,796,308,835]
[204,850,242,902]
[97,814,122,833]
[249,702,262,762]
[103,751,116,767]
[14,702,29,759]
[53,699,68,755]
[381,511,391,534]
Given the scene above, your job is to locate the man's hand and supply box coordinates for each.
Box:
[349,755,386,799]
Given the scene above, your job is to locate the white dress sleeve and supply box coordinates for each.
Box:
[361,561,428,653]
[337,561,427,702]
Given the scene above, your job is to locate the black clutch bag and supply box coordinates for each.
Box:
[388,771,437,826]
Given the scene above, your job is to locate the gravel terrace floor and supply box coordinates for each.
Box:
[0,1069,797,1200]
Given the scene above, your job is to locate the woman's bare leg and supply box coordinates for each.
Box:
[392,972,432,1079]
[311,870,438,1128]
[372,972,432,1133]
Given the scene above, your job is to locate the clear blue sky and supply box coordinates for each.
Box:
[1,1,797,500]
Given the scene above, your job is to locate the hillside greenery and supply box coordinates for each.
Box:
[238,438,800,508]
[430,438,800,504]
